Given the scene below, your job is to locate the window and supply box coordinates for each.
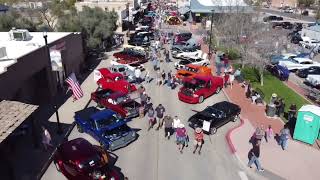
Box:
[118,67,126,72]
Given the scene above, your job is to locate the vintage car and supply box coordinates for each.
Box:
[306,75,320,88]
[266,64,289,81]
[53,138,120,180]
[174,57,209,70]
[174,32,192,44]
[263,15,283,22]
[113,48,146,62]
[270,53,309,65]
[110,59,145,71]
[132,31,154,41]
[171,38,199,51]
[91,89,141,118]
[279,57,320,71]
[178,75,224,104]
[174,49,203,59]
[296,66,320,78]
[166,16,182,25]
[128,35,151,47]
[75,107,137,151]
[176,64,212,80]
[109,65,137,83]
[188,101,241,134]
[95,68,137,94]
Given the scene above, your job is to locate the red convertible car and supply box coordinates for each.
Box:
[178,75,223,104]
[53,138,120,180]
[96,68,137,94]
[91,89,141,118]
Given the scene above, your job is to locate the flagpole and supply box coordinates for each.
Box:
[43,31,62,134]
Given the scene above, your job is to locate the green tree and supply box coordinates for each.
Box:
[0,10,37,31]
[297,0,315,7]
[57,6,118,49]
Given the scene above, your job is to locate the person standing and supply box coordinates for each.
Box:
[214,50,222,76]
[155,104,166,130]
[176,123,187,154]
[42,126,53,151]
[265,125,273,142]
[167,70,172,87]
[222,53,229,69]
[245,81,252,98]
[147,105,156,131]
[135,68,142,83]
[248,140,264,172]
[163,115,173,139]
[144,70,151,83]
[165,49,170,62]
[157,70,162,86]
[288,104,297,123]
[173,116,181,133]
[140,91,148,107]
[193,128,204,155]
[229,72,235,89]
[279,125,290,150]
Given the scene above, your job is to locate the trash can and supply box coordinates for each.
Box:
[266,104,276,117]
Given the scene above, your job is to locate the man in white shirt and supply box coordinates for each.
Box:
[135,68,142,83]
[173,116,181,132]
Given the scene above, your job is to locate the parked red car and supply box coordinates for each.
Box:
[113,49,146,63]
[53,138,120,180]
[178,75,224,104]
[96,68,137,94]
[91,89,141,118]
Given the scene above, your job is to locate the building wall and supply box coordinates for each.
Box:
[0,33,84,105]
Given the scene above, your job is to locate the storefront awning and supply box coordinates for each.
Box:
[0,100,38,144]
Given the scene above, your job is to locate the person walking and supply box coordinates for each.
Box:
[165,49,170,62]
[173,116,181,133]
[245,81,252,98]
[279,125,290,150]
[155,104,166,130]
[42,126,53,151]
[163,115,173,139]
[161,70,166,85]
[214,50,222,76]
[135,68,142,84]
[167,70,172,87]
[265,125,273,142]
[147,105,156,131]
[248,140,264,172]
[222,53,229,69]
[145,70,151,83]
[229,72,235,89]
[288,103,297,123]
[176,123,187,154]
[193,128,204,155]
[140,91,148,107]
[157,70,162,86]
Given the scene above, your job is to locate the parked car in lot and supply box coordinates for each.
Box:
[174,32,192,44]
[279,57,320,71]
[166,16,182,25]
[290,33,303,44]
[75,107,137,151]
[128,35,151,47]
[263,15,283,22]
[171,38,200,53]
[283,7,294,13]
[270,53,297,64]
[91,89,141,118]
[299,39,320,49]
[110,60,145,71]
[113,49,146,62]
[296,66,320,78]
[306,75,320,88]
[178,75,223,103]
[174,49,203,59]
[95,68,137,94]
[176,64,212,80]
[188,101,241,134]
[174,57,209,69]
[54,138,120,180]
[266,64,290,81]
[171,46,199,58]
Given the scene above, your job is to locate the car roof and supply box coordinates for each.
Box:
[210,101,240,111]
[75,107,99,121]
[90,109,116,121]
[58,138,97,162]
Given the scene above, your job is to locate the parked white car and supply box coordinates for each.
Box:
[175,50,203,59]
[306,75,320,87]
[279,57,320,71]
[299,39,320,49]
[174,55,210,69]
[110,59,145,71]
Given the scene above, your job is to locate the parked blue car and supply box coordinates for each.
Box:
[74,107,137,151]
[266,64,290,81]
[270,53,310,64]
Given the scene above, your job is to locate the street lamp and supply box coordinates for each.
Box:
[43,31,62,134]
[208,9,214,57]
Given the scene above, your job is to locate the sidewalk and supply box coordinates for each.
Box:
[198,39,320,180]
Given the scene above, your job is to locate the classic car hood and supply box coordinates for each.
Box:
[176,70,195,78]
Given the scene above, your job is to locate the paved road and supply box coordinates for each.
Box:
[41,46,264,180]
[260,8,315,23]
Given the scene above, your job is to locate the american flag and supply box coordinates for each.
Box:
[65,73,83,100]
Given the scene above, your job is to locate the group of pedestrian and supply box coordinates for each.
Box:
[214,50,230,76]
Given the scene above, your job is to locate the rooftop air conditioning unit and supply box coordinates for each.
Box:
[9,28,31,41]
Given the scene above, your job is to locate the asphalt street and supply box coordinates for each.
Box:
[41,46,266,180]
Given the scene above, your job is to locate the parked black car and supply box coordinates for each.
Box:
[281,22,294,29]
[263,15,283,22]
[296,66,320,78]
[290,33,302,44]
[188,101,241,135]
[128,35,151,46]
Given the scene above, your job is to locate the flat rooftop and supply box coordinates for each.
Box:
[0,32,72,74]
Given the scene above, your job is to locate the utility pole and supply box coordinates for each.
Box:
[208,9,214,57]
[43,31,62,134]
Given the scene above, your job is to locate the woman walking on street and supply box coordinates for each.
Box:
[147,105,156,131]
[176,123,187,154]
[248,140,264,172]
[193,128,204,155]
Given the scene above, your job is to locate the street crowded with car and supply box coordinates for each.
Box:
[2,1,320,180]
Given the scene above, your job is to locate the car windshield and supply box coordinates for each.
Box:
[184,78,206,90]
[104,124,131,137]
[186,67,198,72]
[95,114,122,129]
[205,107,224,118]
[180,60,191,65]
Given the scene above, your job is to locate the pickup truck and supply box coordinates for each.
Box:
[74,107,137,151]
[178,75,223,104]
[96,68,137,93]
[91,89,141,118]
